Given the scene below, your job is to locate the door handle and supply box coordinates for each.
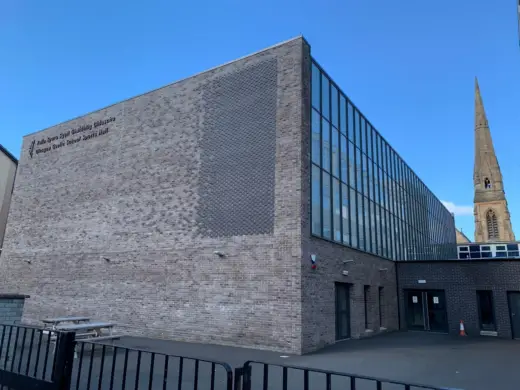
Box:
[513,313,516,317]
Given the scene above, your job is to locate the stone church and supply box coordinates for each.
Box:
[456,78,516,244]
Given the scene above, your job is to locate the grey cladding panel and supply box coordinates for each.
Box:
[197,59,277,237]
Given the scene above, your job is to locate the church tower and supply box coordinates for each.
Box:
[473,78,515,242]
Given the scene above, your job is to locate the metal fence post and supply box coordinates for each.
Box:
[51,331,76,390]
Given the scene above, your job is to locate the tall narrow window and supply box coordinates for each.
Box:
[379,287,384,327]
[484,177,491,189]
[477,290,496,331]
[486,209,499,240]
[364,285,370,329]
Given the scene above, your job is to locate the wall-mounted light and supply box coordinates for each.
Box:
[379,268,388,271]
[310,254,317,269]
[342,270,349,276]
[213,251,226,258]
[343,260,355,264]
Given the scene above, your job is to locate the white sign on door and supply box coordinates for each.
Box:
[433,297,439,304]
[412,296,418,303]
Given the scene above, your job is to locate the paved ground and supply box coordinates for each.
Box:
[3,329,519,389]
[95,331,520,390]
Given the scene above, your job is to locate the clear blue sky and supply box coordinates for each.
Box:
[1,0,519,241]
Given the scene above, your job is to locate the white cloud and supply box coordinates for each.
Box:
[441,201,473,216]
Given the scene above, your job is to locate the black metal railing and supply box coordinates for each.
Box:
[0,324,75,390]
[71,339,234,390]
[236,361,461,390]
[0,324,462,390]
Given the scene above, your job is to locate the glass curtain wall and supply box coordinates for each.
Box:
[310,60,457,260]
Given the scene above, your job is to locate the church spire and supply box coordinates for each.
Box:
[473,77,515,242]
[473,77,501,190]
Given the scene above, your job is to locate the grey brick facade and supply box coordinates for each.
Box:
[1,36,400,354]
[397,260,520,338]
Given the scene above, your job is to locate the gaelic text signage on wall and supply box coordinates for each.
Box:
[29,117,116,158]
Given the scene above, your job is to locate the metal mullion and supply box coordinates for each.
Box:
[359,115,366,252]
[318,68,324,238]
[364,122,372,254]
[345,99,352,247]
[370,128,377,254]
[360,116,367,252]
[353,112,360,250]
[375,138,381,256]
[328,83,333,240]
[386,145,394,260]
[396,163,405,260]
[337,91,344,244]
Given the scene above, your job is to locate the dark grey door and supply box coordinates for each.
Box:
[507,292,520,339]
[335,283,351,340]
[405,290,425,331]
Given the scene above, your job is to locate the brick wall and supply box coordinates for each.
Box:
[1,37,307,354]
[397,260,520,338]
[300,237,399,352]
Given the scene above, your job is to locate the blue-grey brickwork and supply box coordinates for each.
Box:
[397,260,520,338]
[198,58,277,237]
[0,295,28,325]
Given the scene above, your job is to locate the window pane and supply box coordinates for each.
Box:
[356,148,363,192]
[360,117,366,153]
[332,128,340,178]
[364,196,371,253]
[357,192,365,251]
[367,124,373,159]
[350,187,358,247]
[342,183,350,244]
[322,75,330,119]
[322,118,331,172]
[331,85,339,128]
[375,205,382,256]
[348,141,356,188]
[347,102,354,141]
[354,110,360,148]
[340,135,347,183]
[367,159,373,200]
[362,154,369,198]
[322,171,332,239]
[333,179,341,242]
[340,95,347,135]
[311,164,321,235]
[311,109,321,165]
[312,64,321,110]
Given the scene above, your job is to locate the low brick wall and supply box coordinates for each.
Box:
[0,294,29,325]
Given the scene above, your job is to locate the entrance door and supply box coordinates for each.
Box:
[426,291,448,333]
[405,290,448,333]
[507,292,520,339]
[335,283,351,340]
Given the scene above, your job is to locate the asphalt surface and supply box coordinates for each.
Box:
[3,330,520,389]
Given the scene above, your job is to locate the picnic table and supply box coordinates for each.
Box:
[42,316,120,344]
[42,316,91,330]
[55,321,117,340]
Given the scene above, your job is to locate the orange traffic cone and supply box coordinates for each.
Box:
[459,320,467,336]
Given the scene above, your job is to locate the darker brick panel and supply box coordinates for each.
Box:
[197,59,277,238]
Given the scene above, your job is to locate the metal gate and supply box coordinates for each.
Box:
[0,324,75,390]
